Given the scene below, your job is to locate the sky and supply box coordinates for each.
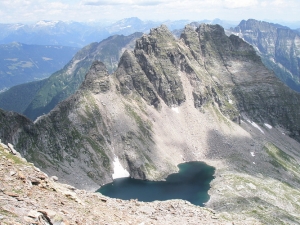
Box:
[0,0,299,24]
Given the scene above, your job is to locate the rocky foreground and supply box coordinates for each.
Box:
[1,142,260,225]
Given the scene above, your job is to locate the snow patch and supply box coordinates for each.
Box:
[12,24,25,30]
[246,119,264,134]
[264,123,272,129]
[247,183,257,190]
[42,57,53,61]
[112,157,130,179]
[250,152,255,157]
[4,58,18,62]
[35,20,59,27]
[67,60,80,75]
[172,107,179,113]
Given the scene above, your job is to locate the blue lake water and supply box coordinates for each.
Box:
[97,161,215,206]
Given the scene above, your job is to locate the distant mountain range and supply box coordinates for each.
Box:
[1,18,300,121]
[0,42,79,91]
[0,17,238,48]
[0,21,109,48]
[0,32,143,120]
[268,20,300,29]
[230,19,300,92]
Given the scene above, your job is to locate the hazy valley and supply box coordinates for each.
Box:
[0,42,78,91]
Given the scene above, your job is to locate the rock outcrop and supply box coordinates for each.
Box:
[1,24,300,224]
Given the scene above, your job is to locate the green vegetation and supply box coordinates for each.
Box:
[0,145,26,165]
[219,173,300,224]
[0,79,47,114]
[143,154,156,175]
[86,137,110,170]
[264,142,300,177]
[0,208,17,218]
[125,104,152,139]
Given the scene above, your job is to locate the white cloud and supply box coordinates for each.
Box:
[83,0,165,6]
[224,0,258,8]
[260,1,268,7]
[273,0,284,6]
[0,0,299,23]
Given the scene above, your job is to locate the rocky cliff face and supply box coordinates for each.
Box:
[231,19,300,92]
[1,24,300,224]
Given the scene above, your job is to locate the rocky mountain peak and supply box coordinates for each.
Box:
[1,23,300,224]
[80,61,110,94]
[135,25,177,56]
[180,24,204,64]
[196,23,235,50]
[149,24,172,37]
[130,25,186,107]
[236,19,286,32]
[197,23,225,35]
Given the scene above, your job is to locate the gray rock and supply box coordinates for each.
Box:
[7,143,17,155]
[51,176,58,182]
[28,210,42,218]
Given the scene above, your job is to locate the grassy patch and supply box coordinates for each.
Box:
[0,146,26,165]
[0,208,17,217]
[221,173,300,224]
[211,105,232,127]
[125,104,153,140]
[264,142,300,176]
[85,137,110,170]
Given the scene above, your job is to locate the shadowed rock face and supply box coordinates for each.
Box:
[231,19,300,92]
[1,24,300,223]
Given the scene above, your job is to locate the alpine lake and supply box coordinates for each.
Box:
[97,161,215,206]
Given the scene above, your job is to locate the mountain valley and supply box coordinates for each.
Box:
[0,42,78,91]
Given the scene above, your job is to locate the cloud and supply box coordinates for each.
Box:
[0,0,299,24]
[83,0,164,6]
[223,0,258,8]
